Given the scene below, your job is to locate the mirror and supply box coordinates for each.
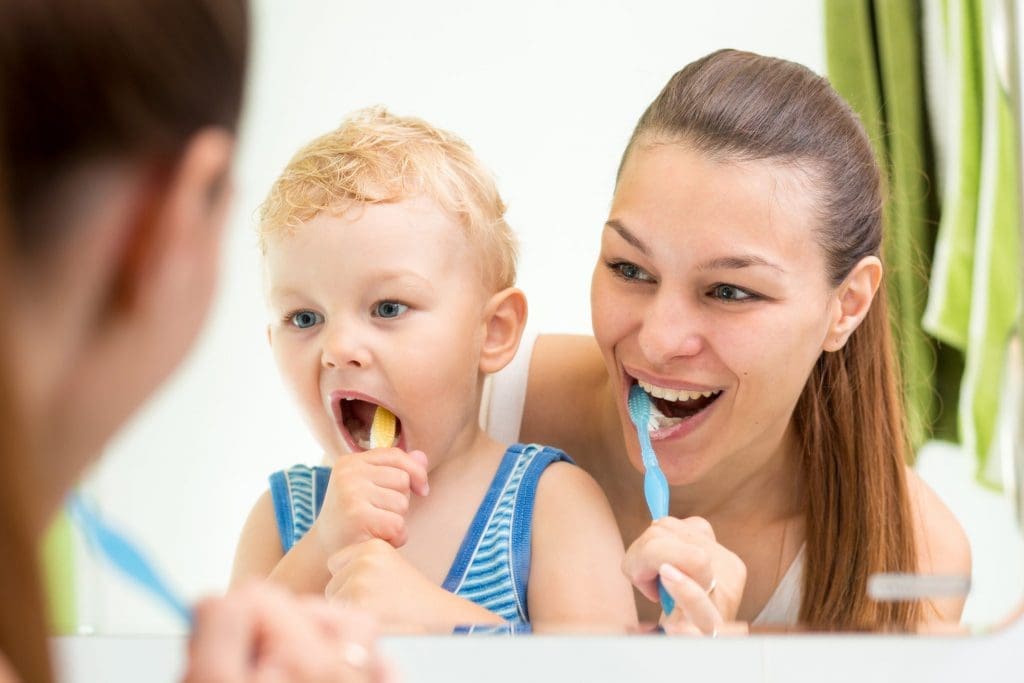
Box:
[71,0,1024,637]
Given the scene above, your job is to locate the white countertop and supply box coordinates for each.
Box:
[54,613,1024,683]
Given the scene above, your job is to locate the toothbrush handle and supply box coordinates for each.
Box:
[643,468,669,520]
[659,582,676,616]
[643,468,675,615]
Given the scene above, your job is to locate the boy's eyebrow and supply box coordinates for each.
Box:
[606,218,784,273]
[375,270,435,289]
[266,272,435,300]
[266,285,304,300]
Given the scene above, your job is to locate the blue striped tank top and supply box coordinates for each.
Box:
[269,443,571,624]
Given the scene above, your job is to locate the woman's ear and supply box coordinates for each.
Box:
[479,287,528,374]
[39,128,236,478]
[111,127,234,318]
[824,255,882,352]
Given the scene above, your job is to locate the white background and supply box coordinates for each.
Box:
[76,0,1023,636]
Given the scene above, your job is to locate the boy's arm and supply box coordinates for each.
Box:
[527,462,639,630]
[231,447,429,594]
[229,491,331,594]
[325,538,506,630]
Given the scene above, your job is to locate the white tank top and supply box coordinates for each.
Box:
[480,331,804,626]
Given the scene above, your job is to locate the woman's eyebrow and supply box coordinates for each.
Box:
[698,255,785,272]
[605,219,649,255]
[606,219,785,273]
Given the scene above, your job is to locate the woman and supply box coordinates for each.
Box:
[0,1,387,680]
[492,49,970,633]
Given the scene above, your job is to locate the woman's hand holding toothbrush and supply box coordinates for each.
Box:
[183,581,395,683]
[622,516,747,636]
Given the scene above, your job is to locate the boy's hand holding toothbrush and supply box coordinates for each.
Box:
[622,515,747,636]
[312,408,429,560]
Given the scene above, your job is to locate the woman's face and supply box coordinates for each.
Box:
[591,142,838,485]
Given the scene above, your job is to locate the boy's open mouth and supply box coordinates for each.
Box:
[636,379,722,430]
[336,397,403,451]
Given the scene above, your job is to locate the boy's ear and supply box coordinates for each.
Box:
[823,255,882,352]
[479,287,528,374]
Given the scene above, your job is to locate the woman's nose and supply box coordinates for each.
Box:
[321,322,372,369]
[637,293,705,366]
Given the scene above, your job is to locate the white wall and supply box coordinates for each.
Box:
[73,0,1022,636]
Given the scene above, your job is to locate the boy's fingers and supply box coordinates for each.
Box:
[371,487,411,516]
[408,450,430,495]
[370,466,413,494]
[365,449,429,496]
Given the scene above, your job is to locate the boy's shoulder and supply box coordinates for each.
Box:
[507,442,608,513]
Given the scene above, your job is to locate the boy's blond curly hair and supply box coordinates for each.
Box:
[258,107,517,290]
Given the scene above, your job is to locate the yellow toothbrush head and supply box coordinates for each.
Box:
[369,406,397,449]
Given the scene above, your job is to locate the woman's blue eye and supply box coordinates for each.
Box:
[609,261,654,282]
[289,310,323,329]
[712,284,754,301]
[374,301,408,319]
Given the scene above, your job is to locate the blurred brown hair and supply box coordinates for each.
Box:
[0,1,248,680]
[0,0,248,257]
[621,49,919,631]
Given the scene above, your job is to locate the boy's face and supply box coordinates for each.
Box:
[265,197,491,462]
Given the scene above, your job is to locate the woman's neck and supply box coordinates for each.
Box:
[667,421,805,527]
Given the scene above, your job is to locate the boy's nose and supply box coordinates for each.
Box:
[637,293,705,366]
[321,324,372,369]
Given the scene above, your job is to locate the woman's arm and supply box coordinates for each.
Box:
[905,468,972,623]
[527,462,639,629]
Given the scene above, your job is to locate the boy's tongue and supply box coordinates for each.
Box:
[345,399,381,443]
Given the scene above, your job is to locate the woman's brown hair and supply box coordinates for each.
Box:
[0,1,248,680]
[620,49,919,631]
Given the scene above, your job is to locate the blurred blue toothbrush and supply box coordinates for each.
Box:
[68,492,192,626]
[627,384,675,616]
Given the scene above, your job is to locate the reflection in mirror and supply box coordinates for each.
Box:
[64,0,1024,638]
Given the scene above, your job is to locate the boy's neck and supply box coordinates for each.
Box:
[426,423,504,480]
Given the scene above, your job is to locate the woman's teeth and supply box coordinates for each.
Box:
[636,380,722,432]
[637,380,717,402]
[647,402,682,431]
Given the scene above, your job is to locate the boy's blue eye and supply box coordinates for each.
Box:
[712,284,754,302]
[289,310,323,329]
[374,301,408,319]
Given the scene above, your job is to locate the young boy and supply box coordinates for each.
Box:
[231,108,637,631]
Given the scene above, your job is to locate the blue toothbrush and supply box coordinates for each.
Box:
[68,493,192,625]
[627,384,676,616]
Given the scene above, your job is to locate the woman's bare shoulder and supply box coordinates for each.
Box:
[520,335,610,450]
[904,467,971,621]
[530,334,607,384]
